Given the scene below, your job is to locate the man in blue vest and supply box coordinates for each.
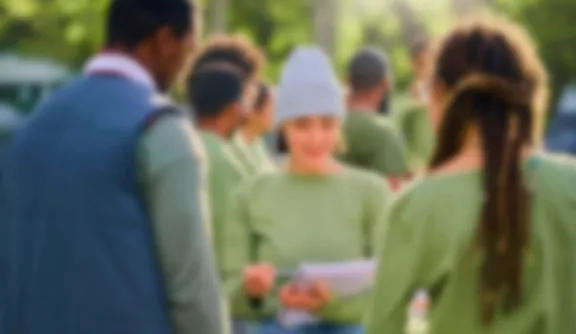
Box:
[0,0,227,334]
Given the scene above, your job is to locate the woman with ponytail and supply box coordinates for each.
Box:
[365,14,576,334]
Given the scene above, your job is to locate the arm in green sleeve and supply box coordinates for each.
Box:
[140,115,228,334]
[369,123,411,176]
[315,178,391,324]
[364,193,426,334]
[411,108,435,165]
[221,184,277,319]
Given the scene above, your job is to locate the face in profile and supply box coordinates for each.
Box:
[428,81,447,133]
[248,88,275,134]
[412,49,431,80]
[257,89,275,132]
[283,115,341,169]
[148,25,196,92]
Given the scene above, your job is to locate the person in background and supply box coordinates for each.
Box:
[222,46,391,334]
[408,37,431,104]
[392,37,436,171]
[228,81,276,177]
[188,63,251,267]
[191,34,264,102]
[339,47,411,190]
[366,14,576,334]
[0,1,227,334]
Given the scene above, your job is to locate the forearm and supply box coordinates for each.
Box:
[140,116,228,334]
[316,291,372,324]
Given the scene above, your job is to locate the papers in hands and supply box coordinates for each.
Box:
[277,259,377,328]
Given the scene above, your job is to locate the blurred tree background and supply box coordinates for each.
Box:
[1,0,576,112]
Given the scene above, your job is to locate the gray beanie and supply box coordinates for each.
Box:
[275,46,345,127]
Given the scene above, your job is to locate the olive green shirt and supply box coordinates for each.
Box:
[139,116,228,334]
[222,167,391,323]
[391,95,435,170]
[365,153,576,334]
[340,110,410,176]
[228,131,276,178]
[200,131,244,270]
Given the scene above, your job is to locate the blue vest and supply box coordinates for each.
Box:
[0,75,175,334]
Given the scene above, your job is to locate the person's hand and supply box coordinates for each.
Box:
[279,280,331,312]
[242,263,275,297]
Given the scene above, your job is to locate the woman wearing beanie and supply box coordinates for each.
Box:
[221,46,391,334]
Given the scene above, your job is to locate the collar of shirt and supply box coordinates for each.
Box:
[83,51,156,91]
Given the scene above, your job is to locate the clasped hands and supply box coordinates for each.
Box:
[242,263,331,312]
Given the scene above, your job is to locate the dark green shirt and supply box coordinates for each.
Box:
[340,110,410,176]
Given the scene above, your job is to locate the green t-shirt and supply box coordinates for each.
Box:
[228,131,276,178]
[200,130,244,269]
[340,110,410,176]
[222,167,391,323]
[365,153,576,334]
[391,97,435,170]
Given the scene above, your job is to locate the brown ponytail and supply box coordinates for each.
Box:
[429,15,547,324]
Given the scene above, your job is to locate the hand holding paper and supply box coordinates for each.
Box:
[279,280,331,312]
[277,259,377,328]
[243,262,276,297]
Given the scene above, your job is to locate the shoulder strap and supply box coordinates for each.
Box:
[140,97,185,134]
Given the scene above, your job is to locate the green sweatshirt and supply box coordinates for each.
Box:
[139,115,228,334]
[200,131,245,270]
[391,98,435,170]
[340,110,410,176]
[365,153,576,334]
[228,131,276,178]
[222,167,391,324]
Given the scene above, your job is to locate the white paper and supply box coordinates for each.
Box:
[277,259,377,328]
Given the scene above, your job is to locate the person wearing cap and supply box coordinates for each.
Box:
[340,47,411,190]
[0,1,227,334]
[221,46,391,334]
[228,81,276,178]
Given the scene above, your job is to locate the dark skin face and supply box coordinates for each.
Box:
[132,24,196,92]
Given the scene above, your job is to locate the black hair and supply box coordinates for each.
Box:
[106,0,194,50]
[187,65,244,119]
[254,82,271,112]
[276,131,288,154]
[348,47,389,92]
[191,35,264,79]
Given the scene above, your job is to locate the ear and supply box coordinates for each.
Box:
[380,78,391,93]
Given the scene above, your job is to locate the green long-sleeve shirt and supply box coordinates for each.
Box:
[365,153,576,334]
[340,110,410,176]
[139,115,228,334]
[200,131,245,270]
[222,167,391,324]
[228,131,276,178]
[391,95,435,170]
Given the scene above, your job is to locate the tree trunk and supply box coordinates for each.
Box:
[312,0,338,55]
[209,0,228,33]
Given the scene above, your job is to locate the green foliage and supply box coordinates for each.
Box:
[0,0,574,106]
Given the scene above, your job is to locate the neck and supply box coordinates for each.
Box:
[347,95,377,113]
[436,140,535,174]
[286,156,341,175]
[240,124,261,143]
[198,118,228,138]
